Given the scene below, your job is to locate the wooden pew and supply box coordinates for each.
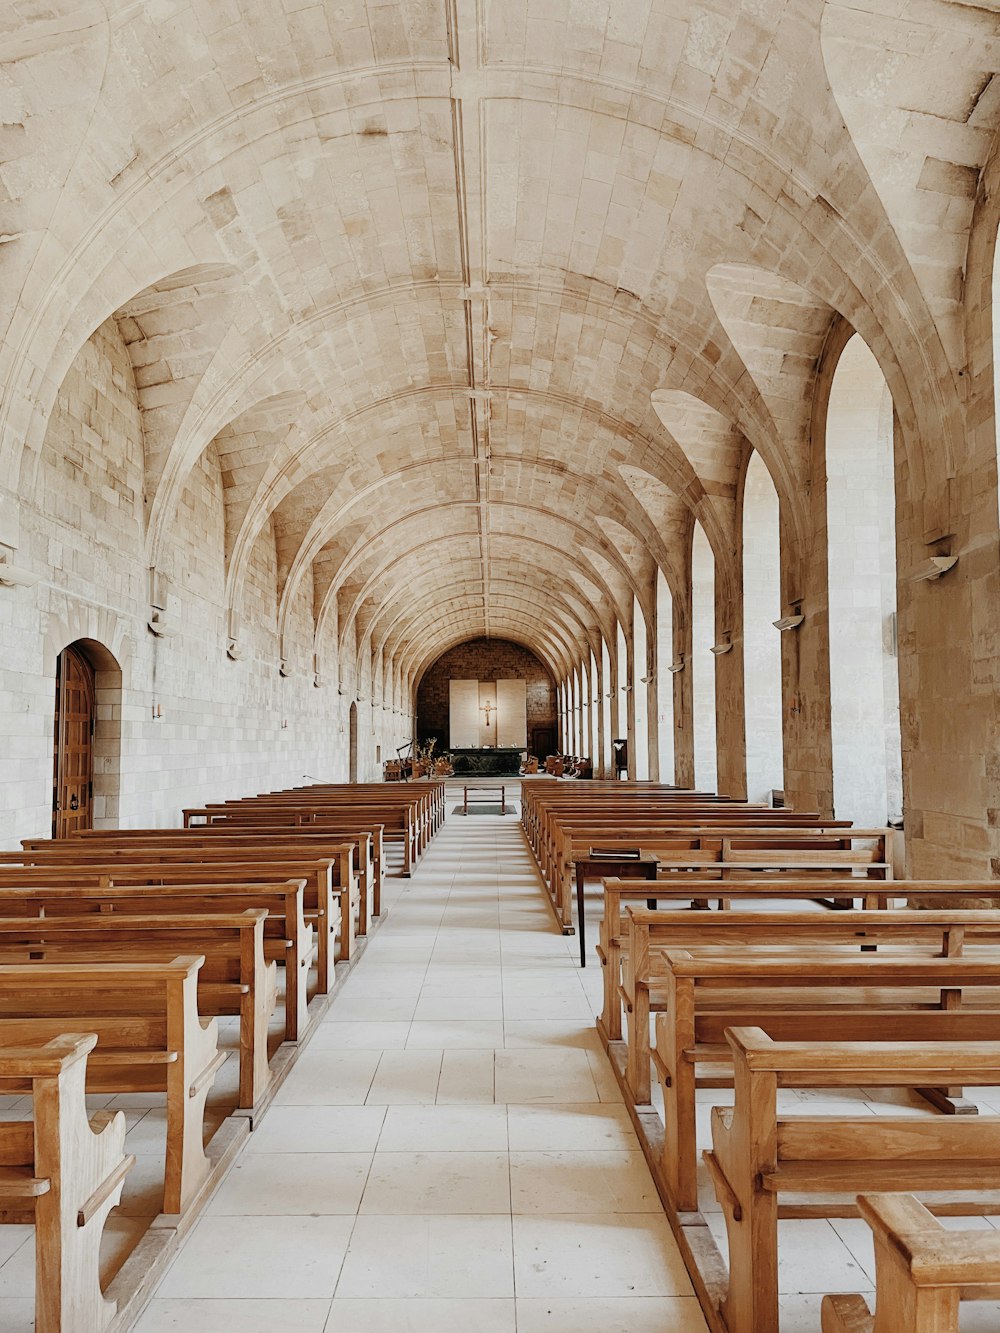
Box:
[598,876,1000,1050]
[190,782,444,874]
[706,1028,1000,1333]
[625,936,1000,1108]
[0,912,275,1111]
[0,876,311,1043]
[2,844,345,989]
[822,1192,1000,1333]
[155,818,383,918]
[0,958,220,1215]
[0,1034,133,1333]
[17,835,361,962]
[614,913,1000,1208]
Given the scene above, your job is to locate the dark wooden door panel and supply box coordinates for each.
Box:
[52,646,95,838]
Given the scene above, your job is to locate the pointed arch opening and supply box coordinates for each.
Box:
[826,335,902,825]
[742,452,784,803]
[692,524,717,793]
[656,568,675,784]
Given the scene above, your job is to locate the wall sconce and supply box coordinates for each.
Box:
[148,611,180,638]
[773,610,804,632]
[151,703,162,721]
[0,556,41,589]
[667,658,685,673]
[911,554,957,583]
[710,638,733,655]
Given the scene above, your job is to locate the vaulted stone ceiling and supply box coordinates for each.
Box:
[0,0,996,690]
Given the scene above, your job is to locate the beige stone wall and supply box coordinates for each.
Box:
[0,320,409,846]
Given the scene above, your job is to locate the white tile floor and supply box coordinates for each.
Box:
[127,793,707,1333]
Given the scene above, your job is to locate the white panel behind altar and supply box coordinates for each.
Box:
[449,679,480,748]
[497,678,527,748]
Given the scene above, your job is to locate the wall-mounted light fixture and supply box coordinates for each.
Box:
[911,554,958,583]
[667,657,685,673]
[773,609,804,632]
[148,610,179,638]
[710,637,733,655]
[0,557,41,589]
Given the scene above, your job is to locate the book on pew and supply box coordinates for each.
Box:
[589,847,641,859]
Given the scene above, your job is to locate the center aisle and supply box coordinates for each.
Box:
[136,793,707,1333]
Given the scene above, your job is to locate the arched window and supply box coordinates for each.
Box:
[692,523,717,792]
[632,594,649,779]
[616,619,629,777]
[589,649,600,767]
[742,452,784,803]
[826,334,901,824]
[994,223,999,447]
[601,638,613,777]
[656,568,675,784]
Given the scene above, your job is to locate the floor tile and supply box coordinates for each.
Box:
[406,1020,505,1049]
[377,1105,508,1152]
[273,1050,381,1106]
[367,1050,443,1104]
[324,1298,515,1332]
[510,1151,660,1213]
[247,1106,386,1154]
[515,1296,708,1332]
[507,1104,636,1151]
[361,1151,510,1213]
[336,1215,515,1297]
[512,1213,694,1298]
[208,1152,373,1215]
[156,1216,355,1299]
[436,1049,496,1103]
[135,1298,333,1331]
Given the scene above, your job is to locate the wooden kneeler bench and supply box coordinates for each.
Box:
[0,958,220,1216]
[823,1192,1000,1333]
[0,1034,133,1333]
[705,1028,1000,1333]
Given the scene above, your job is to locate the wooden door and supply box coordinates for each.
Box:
[52,645,95,837]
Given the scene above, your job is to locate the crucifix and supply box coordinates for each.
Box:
[481,699,495,726]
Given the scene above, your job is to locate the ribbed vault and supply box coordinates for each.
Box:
[1,0,996,703]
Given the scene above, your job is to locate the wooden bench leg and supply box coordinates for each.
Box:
[625,982,651,1105]
[34,1041,132,1333]
[240,958,276,1110]
[339,887,356,965]
[314,882,338,990]
[656,1013,698,1212]
[600,935,622,1041]
[356,866,369,937]
[164,974,221,1214]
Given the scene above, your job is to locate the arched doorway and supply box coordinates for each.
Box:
[349,700,359,782]
[52,644,96,837]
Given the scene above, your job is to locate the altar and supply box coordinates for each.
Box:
[449,747,523,777]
